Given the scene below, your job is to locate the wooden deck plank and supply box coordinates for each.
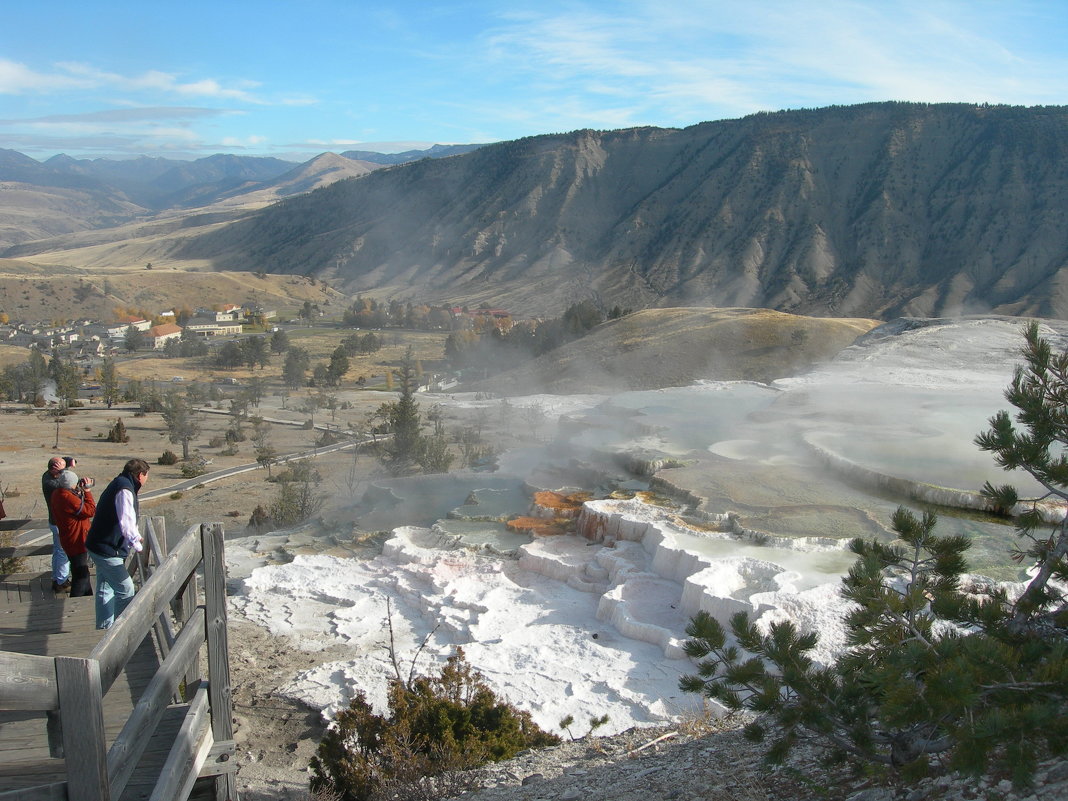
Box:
[0,711,218,800]
[1,527,231,801]
[0,572,168,797]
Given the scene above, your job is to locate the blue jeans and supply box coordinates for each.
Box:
[50,524,70,584]
[88,552,136,629]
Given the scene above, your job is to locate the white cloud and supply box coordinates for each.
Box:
[0,58,95,93]
[0,107,229,125]
[0,58,262,102]
[221,134,267,148]
[478,0,1068,125]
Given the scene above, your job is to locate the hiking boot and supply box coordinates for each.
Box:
[52,579,72,594]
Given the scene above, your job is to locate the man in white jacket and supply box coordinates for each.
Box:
[85,458,149,629]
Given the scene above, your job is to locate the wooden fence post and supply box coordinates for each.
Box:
[166,519,203,690]
[56,656,110,801]
[148,516,168,562]
[201,522,237,801]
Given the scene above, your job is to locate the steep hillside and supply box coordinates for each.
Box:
[0,182,147,247]
[201,153,381,209]
[469,307,880,394]
[164,103,1068,319]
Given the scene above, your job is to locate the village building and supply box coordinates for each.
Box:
[105,317,151,342]
[146,322,183,349]
[183,316,244,338]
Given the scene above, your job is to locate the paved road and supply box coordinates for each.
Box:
[138,432,376,501]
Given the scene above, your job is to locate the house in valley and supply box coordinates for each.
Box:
[184,316,243,338]
[146,322,183,349]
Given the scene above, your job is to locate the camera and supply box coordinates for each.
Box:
[78,477,94,489]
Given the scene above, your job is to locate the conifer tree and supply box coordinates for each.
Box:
[25,348,48,403]
[974,321,1068,635]
[161,391,201,460]
[326,346,350,386]
[282,347,310,388]
[269,327,290,353]
[380,347,424,474]
[124,324,145,352]
[98,358,120,409]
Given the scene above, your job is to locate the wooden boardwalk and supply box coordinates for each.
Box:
[0,576,176,799]
[0,521,238,801]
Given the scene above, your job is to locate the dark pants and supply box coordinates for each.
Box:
[68,552,93,597]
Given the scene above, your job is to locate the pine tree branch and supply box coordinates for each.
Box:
[976,680,1062,693]
[1011,523,1068,632]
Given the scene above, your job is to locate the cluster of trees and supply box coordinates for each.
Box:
[280,346,349,388]
[127,325,288,362]
[340,331,382,356]
[160,336,209,358]
[444,300,629,372]
[341,296,455,330]
[279,339,366,390]
[215,335,272,370]
[681,323,1068,786]
[0,350,112,411]
[0,349,50,403]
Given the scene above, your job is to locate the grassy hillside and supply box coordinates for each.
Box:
[472,307,880,394]
[0,263,344,323]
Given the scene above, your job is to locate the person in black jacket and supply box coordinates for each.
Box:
[41,456,71,592]
[86,458,149,629]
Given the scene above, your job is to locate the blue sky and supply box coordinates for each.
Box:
[2,0,1067,162]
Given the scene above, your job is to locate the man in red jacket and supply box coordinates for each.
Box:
[51,470,97,597]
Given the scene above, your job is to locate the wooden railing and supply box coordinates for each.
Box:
[0,519,238,801]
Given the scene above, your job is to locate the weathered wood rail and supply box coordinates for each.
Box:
[0,518,238,801]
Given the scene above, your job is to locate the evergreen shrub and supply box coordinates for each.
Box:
[310,649,559,801]
[106,418,129,443]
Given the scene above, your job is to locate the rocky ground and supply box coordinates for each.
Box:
[225,608,1068,801]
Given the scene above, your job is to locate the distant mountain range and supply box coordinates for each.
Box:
[4,103,1068,319]
[0,144,484,246]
